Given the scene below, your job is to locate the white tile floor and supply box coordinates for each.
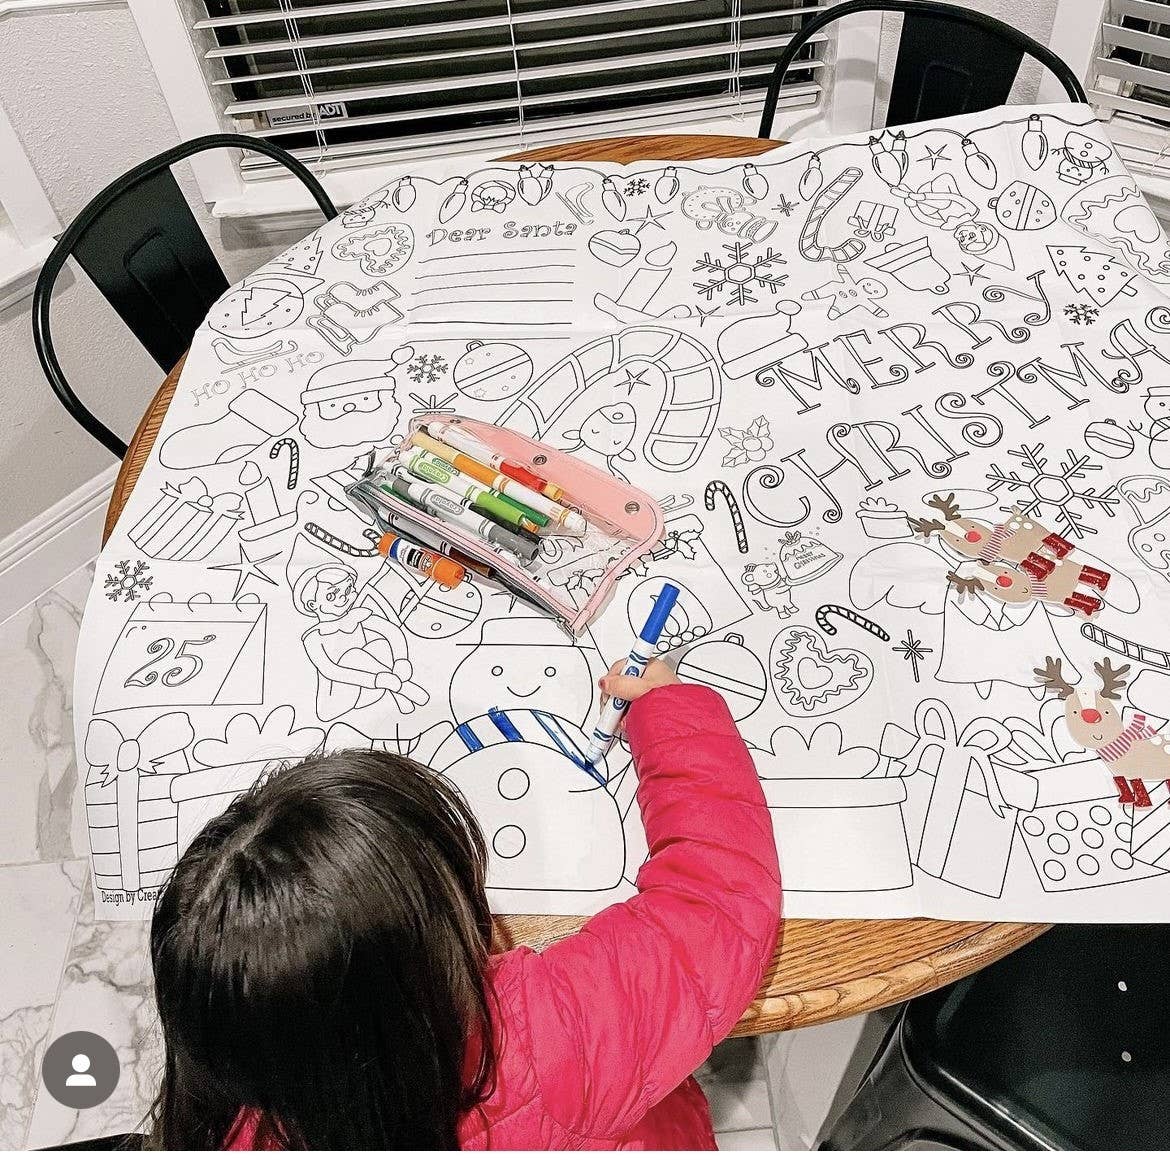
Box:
[0,560,873,1150]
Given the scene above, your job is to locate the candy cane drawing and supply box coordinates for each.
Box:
[304,523,382,556]
[270,437,301,489]
[704,480,749,553]
[799,167,866,263]
[816,604,890,642]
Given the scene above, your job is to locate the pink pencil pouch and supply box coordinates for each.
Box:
[350,413,664,636]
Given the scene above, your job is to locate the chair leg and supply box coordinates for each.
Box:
[815,1018,993,1151]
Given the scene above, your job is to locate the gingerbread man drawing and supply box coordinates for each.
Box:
[801,263,888,319]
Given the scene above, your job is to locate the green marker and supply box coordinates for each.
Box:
[404,450,541,533]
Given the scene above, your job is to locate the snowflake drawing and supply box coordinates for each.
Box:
[693,242,787,307]
[986,444,1120,539]
[406,353,448,383]
[1063,302,1100,326]
[623,177,649,196]
[104,559,153,602]
[719,416,774,467]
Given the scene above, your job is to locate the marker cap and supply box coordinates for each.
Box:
[638,583,680,645]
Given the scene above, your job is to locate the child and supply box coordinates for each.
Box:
[149,662,781,1150]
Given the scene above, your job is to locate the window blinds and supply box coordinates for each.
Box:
[189,0,829,179]
[1089,0,1170,176]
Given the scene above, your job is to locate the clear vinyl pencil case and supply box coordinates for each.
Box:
[346,413,665,636]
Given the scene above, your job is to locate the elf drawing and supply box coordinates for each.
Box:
[291,559,429,723]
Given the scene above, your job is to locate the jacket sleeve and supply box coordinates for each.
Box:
[518,683,781,1140]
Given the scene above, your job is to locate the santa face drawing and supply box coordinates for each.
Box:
[450,617,594,726]
[299,359,403,450]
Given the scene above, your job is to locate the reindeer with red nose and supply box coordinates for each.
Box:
[1034,656,1165,807]
[911,494,1110,616]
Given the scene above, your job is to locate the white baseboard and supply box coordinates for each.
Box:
[0,465,117,625]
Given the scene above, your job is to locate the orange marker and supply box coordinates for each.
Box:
[377,531,466,587]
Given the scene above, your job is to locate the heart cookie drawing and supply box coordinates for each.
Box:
[770,625,873,717]
[332,223,414,276]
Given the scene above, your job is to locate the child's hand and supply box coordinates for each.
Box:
[598,657,679,704]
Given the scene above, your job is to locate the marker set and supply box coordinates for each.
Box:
[346,413,665,635]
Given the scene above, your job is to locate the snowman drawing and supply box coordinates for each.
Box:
[448,616,596,726]
[1128,389,1170,470]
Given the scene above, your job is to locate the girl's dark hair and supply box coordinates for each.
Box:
[148,750,496,1150]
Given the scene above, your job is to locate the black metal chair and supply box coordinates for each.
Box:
[32,134,337,459]
[817,925,1170,1150]
[761,0,1088,138]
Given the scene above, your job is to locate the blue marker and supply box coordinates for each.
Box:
[584,583,680,766]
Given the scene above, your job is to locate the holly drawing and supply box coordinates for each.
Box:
[1047,245,1137,307]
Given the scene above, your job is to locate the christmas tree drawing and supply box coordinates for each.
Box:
[1047,245,1137,307]
[273,233,324,277]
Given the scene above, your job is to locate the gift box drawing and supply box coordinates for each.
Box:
[881,699,1035,899]
[127,477,243,561]
[84,712,194,893]
[750,723,912,893]
[1128,780,1170,872]
[1011,759,1166,892]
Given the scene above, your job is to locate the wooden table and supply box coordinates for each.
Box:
[103,134,1048,1036]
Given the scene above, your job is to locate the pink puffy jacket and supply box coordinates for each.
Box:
[228,684,780,1150]
[459,684,781,1150]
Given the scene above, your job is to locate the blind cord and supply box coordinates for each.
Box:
[730,0,744,122]
[277,0,328,176]
[504,0,526,149]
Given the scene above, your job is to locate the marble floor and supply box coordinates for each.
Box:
[0,560,874,1150]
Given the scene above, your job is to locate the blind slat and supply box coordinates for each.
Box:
[1090,88,1170,124]
[1094,55,1170,96]
[1112,0,1170,24]
[1101,22,1170,60]
[223,32,824,116]
[195,0,463,29]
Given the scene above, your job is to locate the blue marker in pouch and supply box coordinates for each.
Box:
[584,582,680,766]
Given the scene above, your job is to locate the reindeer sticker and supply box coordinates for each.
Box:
[913,494,1110,616]
[1034,656,1166,807]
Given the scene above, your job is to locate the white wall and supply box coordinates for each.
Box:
[0,0,1062,546]
[0,2,297,540]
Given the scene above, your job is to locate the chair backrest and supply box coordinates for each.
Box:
[760,0,1088,138]
[903,924,1170,1150]
[32,134,338,458]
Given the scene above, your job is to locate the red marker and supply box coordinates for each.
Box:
[425,420,565,503]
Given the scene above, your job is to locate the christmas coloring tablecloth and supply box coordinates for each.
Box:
[78,104,1170,920]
